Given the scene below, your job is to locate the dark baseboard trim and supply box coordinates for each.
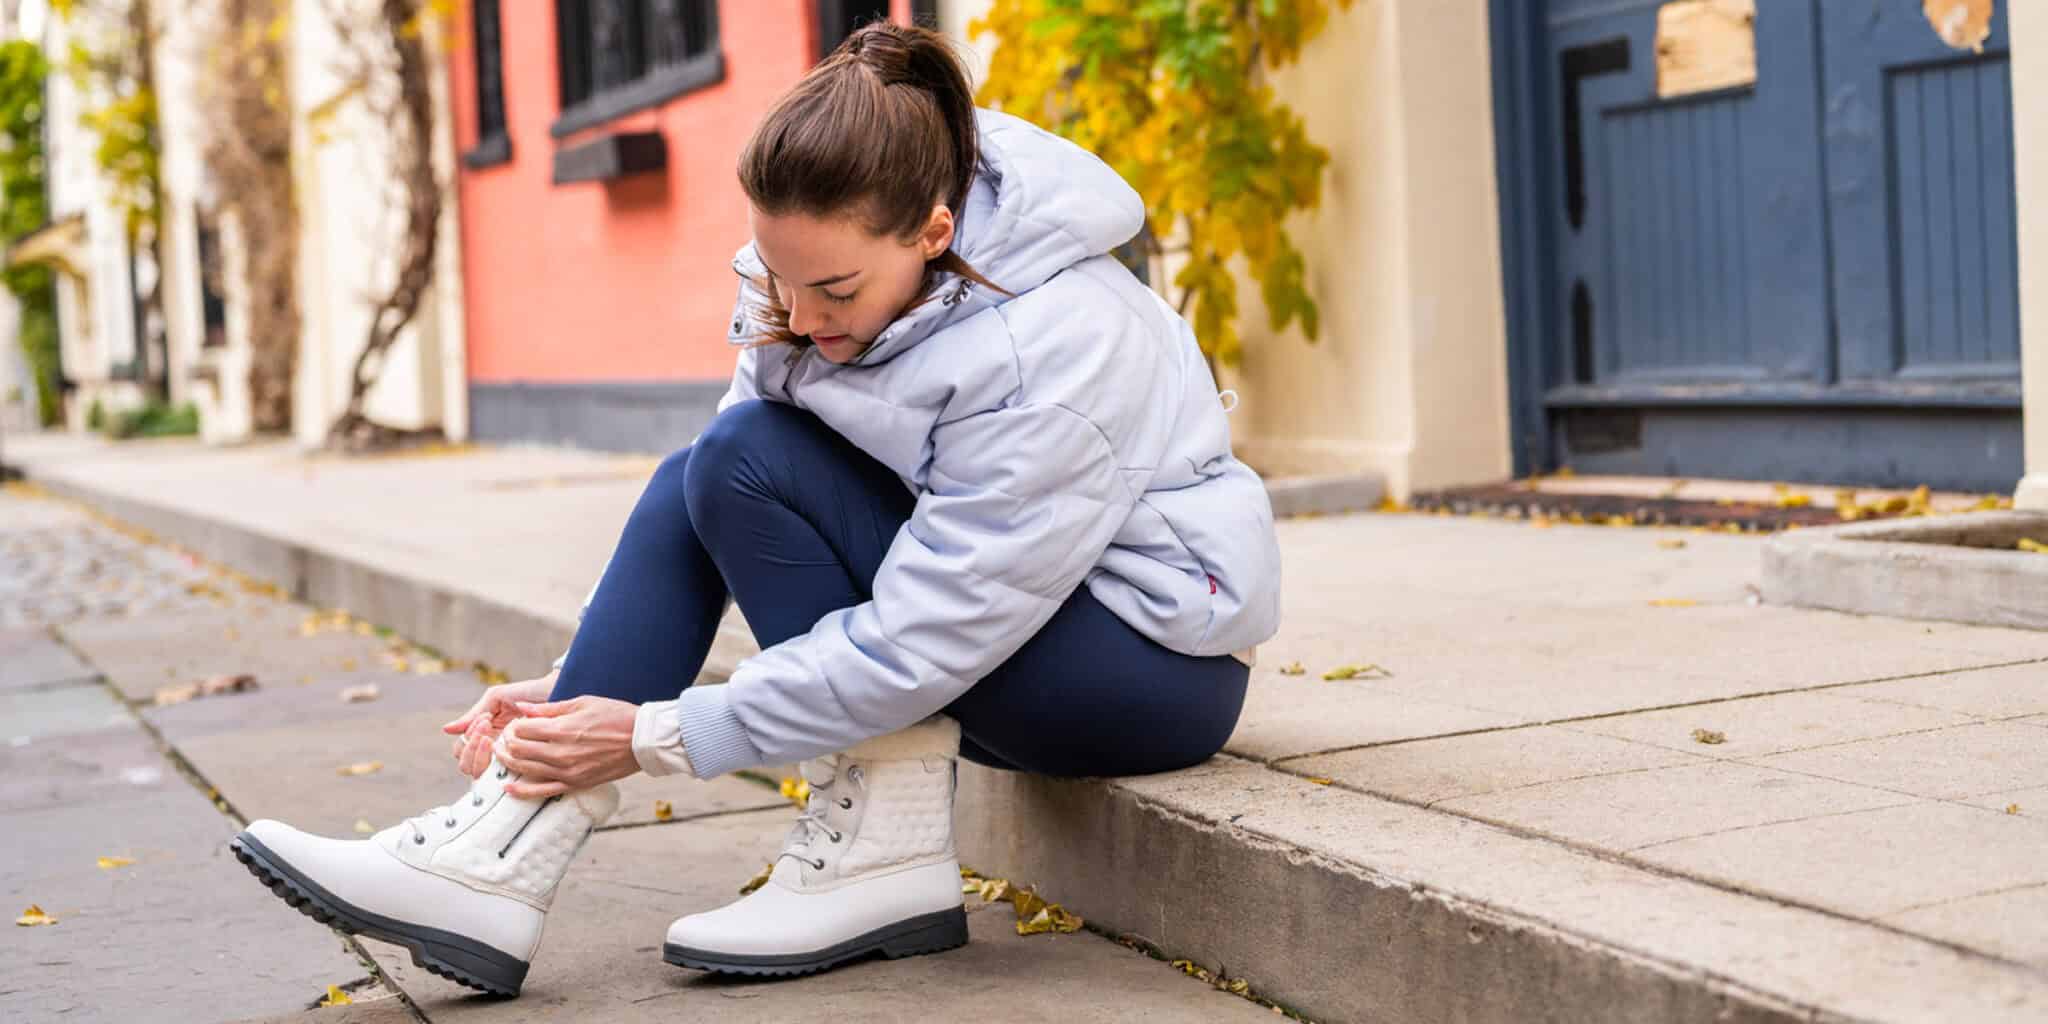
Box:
[468,380,726,454]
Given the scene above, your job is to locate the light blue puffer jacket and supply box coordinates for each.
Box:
[634,109,1281,778]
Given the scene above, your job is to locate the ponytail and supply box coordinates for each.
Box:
[738,21,1004,345]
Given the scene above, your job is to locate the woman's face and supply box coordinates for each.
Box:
[749,204,954,364]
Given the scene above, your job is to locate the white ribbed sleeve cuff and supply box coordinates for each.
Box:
[632,686,763,780]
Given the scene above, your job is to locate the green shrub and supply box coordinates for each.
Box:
[105,400,198,439]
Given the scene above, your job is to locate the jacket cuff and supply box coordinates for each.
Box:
[630,700,696,778]
[670,685,765,779]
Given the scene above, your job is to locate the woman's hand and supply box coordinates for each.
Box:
[489,695,642,799]
[442,673,557,779]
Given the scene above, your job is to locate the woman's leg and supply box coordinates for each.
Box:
[942,593,1249,777]
[551,400,914,703]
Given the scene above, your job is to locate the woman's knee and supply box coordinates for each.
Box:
[683,400,813,519]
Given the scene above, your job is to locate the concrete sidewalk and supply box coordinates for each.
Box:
[10,432,2048,1022]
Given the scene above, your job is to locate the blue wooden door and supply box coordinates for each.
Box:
[1513,0,2023,489]
[1823,2,2019,393]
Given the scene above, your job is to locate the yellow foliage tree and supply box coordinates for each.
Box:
[971,0,1352,366]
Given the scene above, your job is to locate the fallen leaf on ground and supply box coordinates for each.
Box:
[1321,664,1391,681]
[1307,776,1334,786]
[353,820,375,834]
[1009,888,1048,919]
[1226,978,1251,995]
[1656,538,1687,550]
[1016,904,1083,936]
[738,862,774,895]
[779,777,810,807]
[1691,728,1727,745]
[319,985,352,1007]
[473,663,509,686]
[96,856,134,870]
[336,761,383,777]
[338,683,380,703]
[1277,662,1306,676]
[654,800,673,821]
[2007,804,2022,815]
[337,658,359,672]
[976,878,1011,903]
[1649,598,1698,608]
[15,904,55,926]
[151,683,200,706]
[2018,539,2048,554]
[352,623,374,637]
[153,674,256,706]
[959,866,979,879]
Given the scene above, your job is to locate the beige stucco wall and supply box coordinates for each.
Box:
[2013,0,2048,509]
[943,1,1512,497]
[1223,0,1510,496]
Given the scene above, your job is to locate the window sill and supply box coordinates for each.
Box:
[463,134,512,170]
[550,52,725,140]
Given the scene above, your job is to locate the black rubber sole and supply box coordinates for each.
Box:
[229,832,529,997]
[663,905,969,978]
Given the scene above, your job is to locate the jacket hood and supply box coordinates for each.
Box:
[730,108,1147,365]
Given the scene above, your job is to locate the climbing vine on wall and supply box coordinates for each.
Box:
[0,40,60,425]
[972,0,1353,366]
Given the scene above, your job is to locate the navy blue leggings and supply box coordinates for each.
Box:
[551,400,1248,777]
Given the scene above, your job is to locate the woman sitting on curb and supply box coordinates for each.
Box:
[228,21,1280,998]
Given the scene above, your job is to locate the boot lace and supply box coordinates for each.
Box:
[403,765,504,846]
[781,757,859,870]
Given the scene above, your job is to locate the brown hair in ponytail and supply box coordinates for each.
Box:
[737,22,1005,343]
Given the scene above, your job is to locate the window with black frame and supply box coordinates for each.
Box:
[464,0,511,168]
[553,0,724,137]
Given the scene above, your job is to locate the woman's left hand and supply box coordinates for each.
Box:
[491,695,642,799]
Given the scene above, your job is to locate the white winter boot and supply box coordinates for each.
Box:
[231,761,619,996]
[664,716,967,976]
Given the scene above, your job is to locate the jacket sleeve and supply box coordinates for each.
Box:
[651,400,1140,777]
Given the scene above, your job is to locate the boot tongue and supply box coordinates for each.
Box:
[798,757,840,788]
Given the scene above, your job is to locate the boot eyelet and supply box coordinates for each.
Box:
[413,834,425,845]
[838,798,852,810]
[829,831,842,843]
[496,767,509,780]
[810,858,826,869]
[472,795,484,807]
[445,817,457,828]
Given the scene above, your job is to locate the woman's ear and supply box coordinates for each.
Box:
[918,203,955,260]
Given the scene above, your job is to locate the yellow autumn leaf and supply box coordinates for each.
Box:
[474,663,509,686]
[353,819,375,834]
[1321,664,1390,681]
[738,862,774,896]
[336,760,383,777]
[1016,904,1083,936]
[1656,538,1687,550]
[16,904,56,926]
[1691,728,1727,745]
[319,984,352,1006]
[1226,978,1251,995]
[1649,598,1698,608]
[779,776,810,807]
[977,878,1011,903]
[2018,539,2048,554]
[1307,776,1334,786]
[96,856,135,870]
[1009,887,1048,920]
[654,800,673,822]
[2007,803,2022,815]
[338,658,358,672]
[1277,661,1306,676]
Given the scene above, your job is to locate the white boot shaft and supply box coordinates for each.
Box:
[381,761,621,911]
[665,716,968,975]
[234,761,618,996]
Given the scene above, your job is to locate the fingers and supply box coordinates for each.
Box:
[505,779,570,800]
[512,698,580,719]
[492,720,572,778]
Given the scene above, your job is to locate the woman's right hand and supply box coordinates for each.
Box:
[443,673,558,778]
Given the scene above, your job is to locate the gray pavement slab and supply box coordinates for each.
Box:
[0,627,96,691]
[61,605,408,703]
[0,786,376,1023]
[1636,801,2048,922]
[0,718,178,814]
[1885,883,2048,969]
[1750,721,2048,801]
[1833,661,2048,719]
[1,685,137,745]
[370,808,1278,1023]
[1564,690,1978,759]
[1435,760,1915,851]
[1286,725,1706,804]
